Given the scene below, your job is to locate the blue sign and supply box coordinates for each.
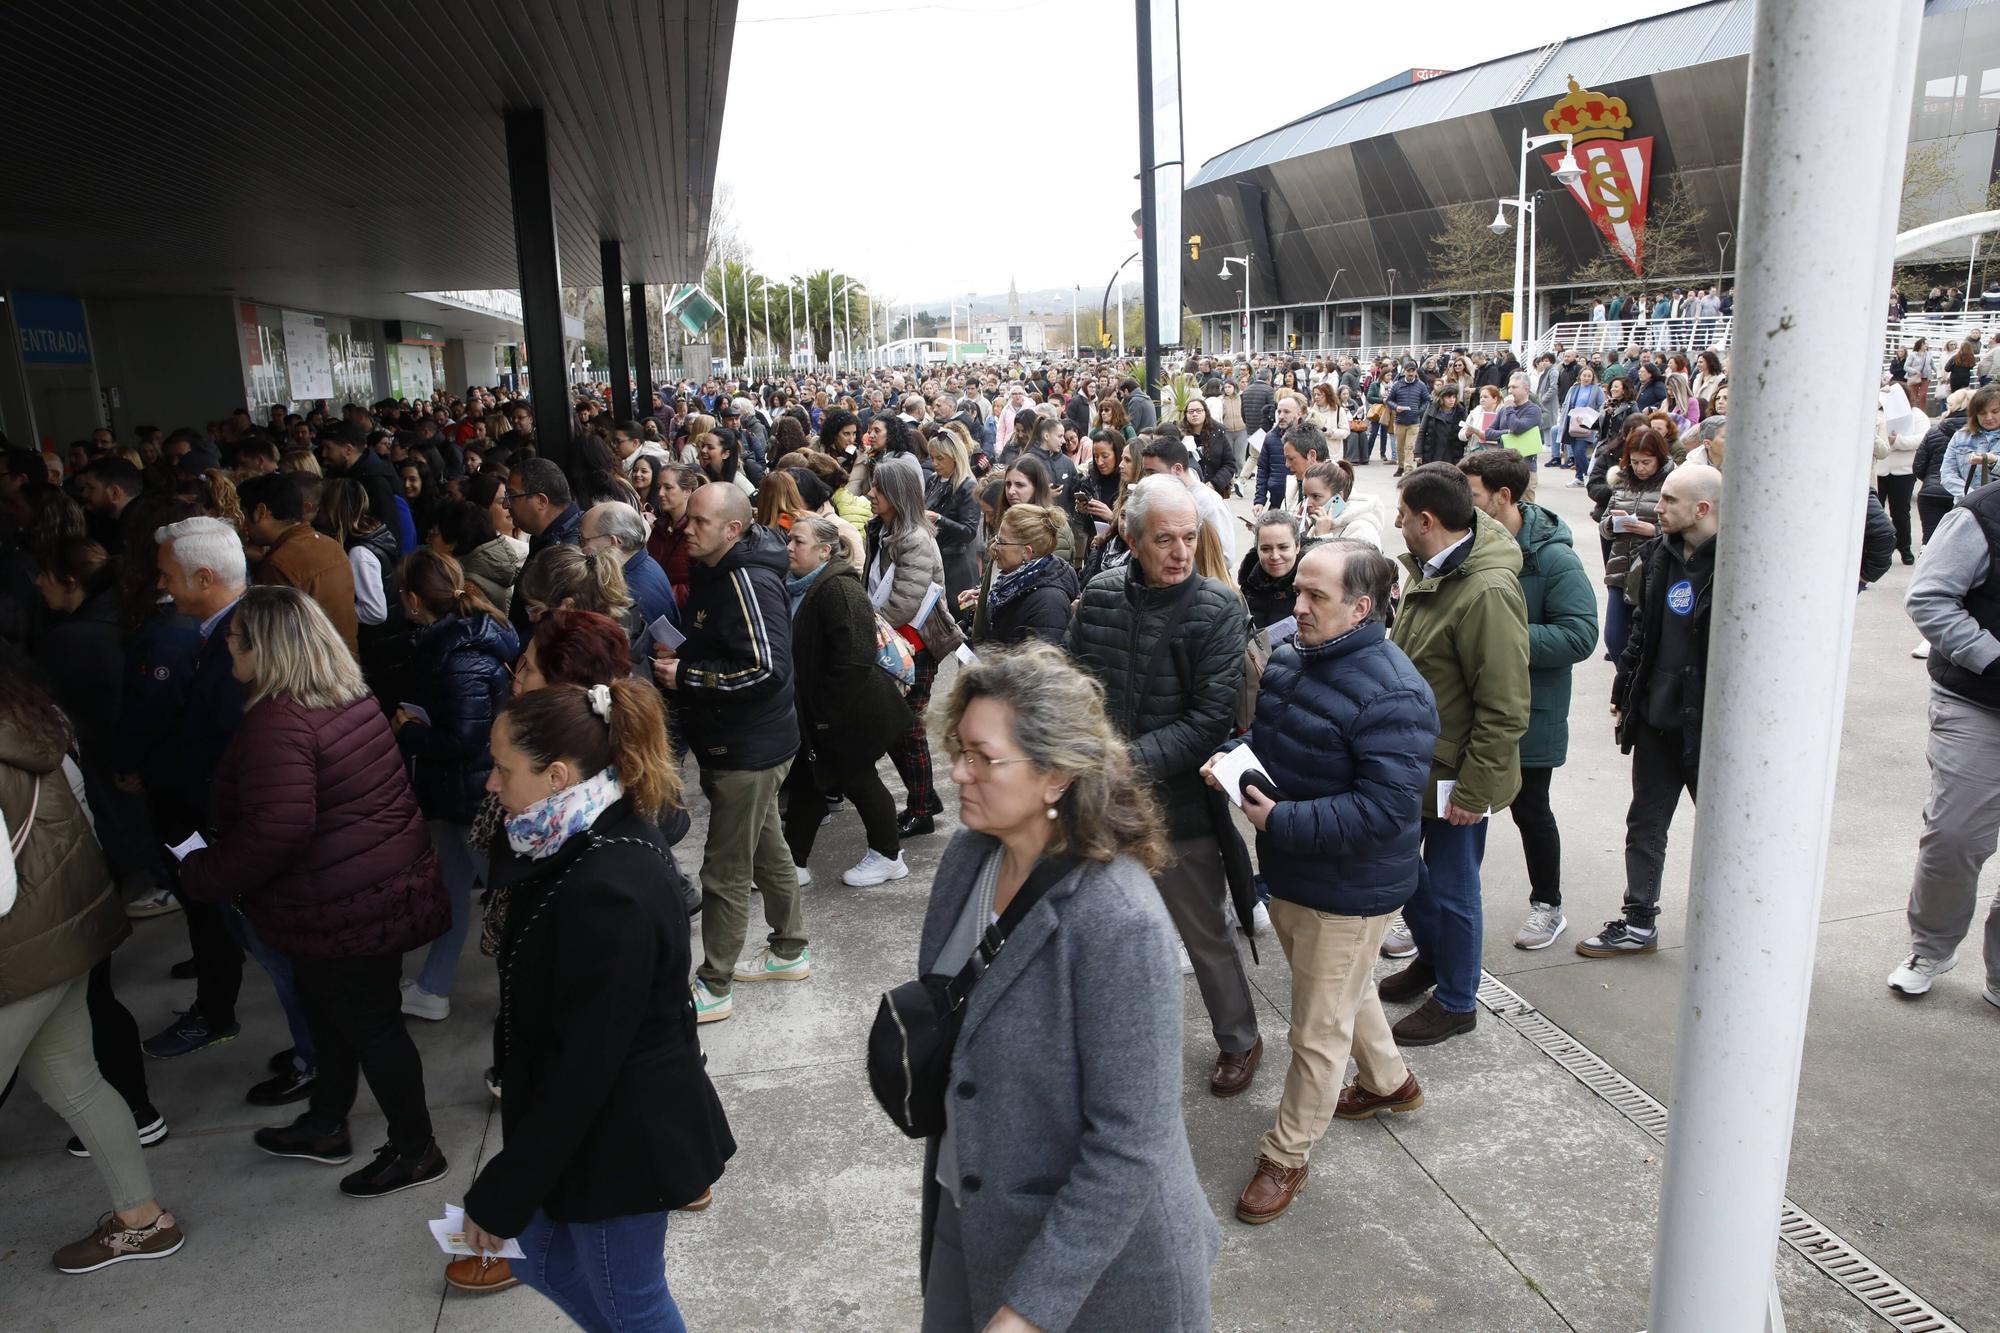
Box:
[12,290,92,366]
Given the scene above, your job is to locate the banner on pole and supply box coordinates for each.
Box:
[1541,77,1654,276]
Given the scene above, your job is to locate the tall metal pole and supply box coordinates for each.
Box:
[762,277,773,375]
[1134,0,1162,397]
[1243,260,1252,357]
[1117,280,1126,358]
[1964,238,1978,313]
[1647,2,1922,1329]
[1510,127,1528,363]
[718,264,732,378]
[630,282,652,423]
[1528,197,1540,353]
[1071,285,1079,354]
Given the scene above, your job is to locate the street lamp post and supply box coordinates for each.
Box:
[1218,254,1252,358]
[1071,285,1079,355]
[1717,229,1734,290]
[1491,129,1584,362]
[1319,267,1346,356]
[1387,268,1399,351]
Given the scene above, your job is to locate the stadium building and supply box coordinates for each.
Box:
[1181,0,2000,355]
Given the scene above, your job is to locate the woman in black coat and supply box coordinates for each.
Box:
[981,504,1081,647]
[392,549,520,1016]
[1181,398,1234,497]
[1914,393,1969,544]
[462,679,733,1328]
[1236,512,1301,629]
[924,428,981,601]
[780,515,912,885]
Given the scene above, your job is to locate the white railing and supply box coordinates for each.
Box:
[1537,310,2000,367]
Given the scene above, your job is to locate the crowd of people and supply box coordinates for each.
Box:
[0,320,1992,1330]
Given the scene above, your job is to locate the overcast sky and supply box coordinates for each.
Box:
[713,0,1677,307]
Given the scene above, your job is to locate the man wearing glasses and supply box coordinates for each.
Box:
[502,457,581,633]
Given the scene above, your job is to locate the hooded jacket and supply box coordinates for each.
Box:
[675,524,797,772]
[0,713,126,1006]
[460,535,526,613]
[398,612,520,825]
[1511,503,1599,768]
[1601,460,1675,595]
[1232,621,1438,917]
[789,555,911,768]
[1914,410,1968,500]
[1614,532,1717,768]
[1314,493,1390,552]
[1391,510,1531,816]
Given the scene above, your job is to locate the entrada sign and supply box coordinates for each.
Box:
[1541,76,1655,276]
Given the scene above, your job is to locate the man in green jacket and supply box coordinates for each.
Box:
[1459,450,1599,950]
[1379,465,1532,1045]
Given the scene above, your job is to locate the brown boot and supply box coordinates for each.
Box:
[444,1255,519,1293]
[1235,1155,1308,1224]
[1335,1070,1425,1120]
[1210,1036,1263,1098]
[1377,959,1436,1004]
[1391,996,1476,1047]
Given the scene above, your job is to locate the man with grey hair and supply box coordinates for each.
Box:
[1067,474,1262,1095]
[1211,539,1439,1222]
[135,519,260,1063]
[582,500,678,628]
[1481,371,1547,502]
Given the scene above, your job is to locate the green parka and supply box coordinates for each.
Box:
[1512,502,1599,769]
[1392,509,1532,817]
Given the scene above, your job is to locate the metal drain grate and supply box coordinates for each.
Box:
[1474,972,1967,1333]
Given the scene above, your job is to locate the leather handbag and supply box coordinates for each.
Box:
[866,854,1078,1140]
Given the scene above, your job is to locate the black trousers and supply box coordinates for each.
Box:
[175,890,244,1029]
[1510,765,1562,907]
[87,955,152,1118]
[1623,723,1698,925]
[782,743,900,863]
[1918,490,1955,546]
[1877,473,1916,558]
[292,953,433,1153]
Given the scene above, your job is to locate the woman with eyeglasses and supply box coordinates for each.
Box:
[781,514,912,886]
[978,505,1080,649]
[913,644,1216,1332]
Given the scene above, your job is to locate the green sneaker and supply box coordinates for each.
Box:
[733,946,812,983]
[691,979,733,1023]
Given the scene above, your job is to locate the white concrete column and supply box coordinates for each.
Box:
[1647,2,1924,1330]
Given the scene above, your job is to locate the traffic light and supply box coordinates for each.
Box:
[1187,235,1202,261]
[1288,332,1299,349]
[1099,331,1112,348]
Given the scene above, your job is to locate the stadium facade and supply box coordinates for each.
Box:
[1182,0,2000,354]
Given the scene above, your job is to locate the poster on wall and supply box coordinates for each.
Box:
[240,302,263,366]
[282,310,335,399]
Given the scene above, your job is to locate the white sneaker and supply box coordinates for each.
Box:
[1252,900,1271,934]
[1911,640,1931,659]
[1514,903,1568,951]
[691,979,733,1023]
[795,863,812,886]
[841,850,909,887]
[734,946,812,983]
[1381,913,1417,959]
[1177,942,1195,976]
[124,887,181,920]
[399,978,450,1021]
[1887,952,1955,997]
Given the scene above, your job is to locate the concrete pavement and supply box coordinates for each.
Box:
[1,455,1993,1331]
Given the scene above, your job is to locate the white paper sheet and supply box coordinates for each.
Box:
[1609,513,1648,534]
[648,614,686,650]
[1210,745,1272,810]
[954,643,978,666]
[429,1204,525,1259]
[913,582,944,628]
[1436,780,1492,819]
[1264,616,1299,645]
[167,831,207,861]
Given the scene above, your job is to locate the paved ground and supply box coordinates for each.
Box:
[3,458,1996,1332]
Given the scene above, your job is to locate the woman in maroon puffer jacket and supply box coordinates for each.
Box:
[179,585,451,1201]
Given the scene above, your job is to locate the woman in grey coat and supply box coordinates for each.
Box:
[917,644,1220,1333]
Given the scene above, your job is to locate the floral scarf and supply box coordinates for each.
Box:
[988,555,1056,613]
[504,767,623,860]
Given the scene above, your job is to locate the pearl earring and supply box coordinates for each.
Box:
[1047,806,1059,820]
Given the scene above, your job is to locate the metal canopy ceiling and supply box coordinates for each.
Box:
[0,0,735,317]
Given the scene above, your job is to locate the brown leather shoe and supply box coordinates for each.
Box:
[676,1188,713,1212]
[1377,958,1436,1003]
[1210,1036,1263,1097]
[1392,996,1476,1046]
[1235,1154,1308,1224]
[444,1255,519,1293]
[1335,1070,1425,1120]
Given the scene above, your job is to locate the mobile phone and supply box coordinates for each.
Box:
[1240,772,1283,804]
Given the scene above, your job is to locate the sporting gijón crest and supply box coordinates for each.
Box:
[1540,76,1654,276]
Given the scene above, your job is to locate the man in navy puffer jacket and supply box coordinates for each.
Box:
[1209,539,1439,1225]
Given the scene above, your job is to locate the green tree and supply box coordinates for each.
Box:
[1425,201,1558,339]
[1565,174,1711,294]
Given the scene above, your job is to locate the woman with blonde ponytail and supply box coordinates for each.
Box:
[391,549,521,1019]
[516,543,644,672]
[458,680,733,1327]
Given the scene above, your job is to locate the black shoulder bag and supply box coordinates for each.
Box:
[867,854,1078,1140]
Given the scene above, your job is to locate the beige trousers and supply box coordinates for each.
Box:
[1259,899,1410,1168]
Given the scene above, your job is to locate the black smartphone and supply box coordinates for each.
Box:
[1240,771,1283,804]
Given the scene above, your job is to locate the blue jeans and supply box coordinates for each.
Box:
[1604,588,1634,665]
[516,1210,685,1333]
[1569,437,1592,474]
[416,820,486,996]
[220,904,316,1069]
[1401,817,1489,1012]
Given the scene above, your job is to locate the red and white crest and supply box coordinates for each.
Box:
[1541,76,1655,276]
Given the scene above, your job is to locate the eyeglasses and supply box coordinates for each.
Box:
[503,491,534,505]
[988,537,1031,550]
[950,741,1035,777]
